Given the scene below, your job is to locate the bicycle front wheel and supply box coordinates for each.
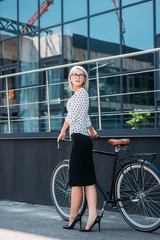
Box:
[115,162,160,232]
[50,162,87,221]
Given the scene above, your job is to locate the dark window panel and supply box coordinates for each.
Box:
[156,0,160,34]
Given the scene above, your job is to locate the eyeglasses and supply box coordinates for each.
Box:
[71,73,85,79]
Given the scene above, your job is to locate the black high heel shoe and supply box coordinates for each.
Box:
[63,214,82,230]
[79,215,101,232]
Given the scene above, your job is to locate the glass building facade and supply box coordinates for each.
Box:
[0,0,160,133]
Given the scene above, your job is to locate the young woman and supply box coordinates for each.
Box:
[57,66,100,232]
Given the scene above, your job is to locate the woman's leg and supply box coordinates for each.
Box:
[69,186,82,225]
[85,184,97,230]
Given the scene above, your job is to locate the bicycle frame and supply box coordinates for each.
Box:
[55,139,160,231]
[93,149,120,209]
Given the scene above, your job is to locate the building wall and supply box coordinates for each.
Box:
[0,0,160,134]
[0,132,159,208]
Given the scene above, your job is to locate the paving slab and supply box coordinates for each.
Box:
[0,201,159,240]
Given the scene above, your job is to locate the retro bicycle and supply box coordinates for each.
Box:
[50,138,160,232]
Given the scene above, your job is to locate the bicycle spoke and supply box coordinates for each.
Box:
[116,162,160,231]
[51,163,86,221]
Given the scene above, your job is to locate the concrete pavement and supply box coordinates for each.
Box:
[0,200,159,240]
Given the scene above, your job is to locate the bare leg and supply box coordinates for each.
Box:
[85,184,97,230]
[69,186,82,226]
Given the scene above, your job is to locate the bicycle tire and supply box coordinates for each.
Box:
[115,161,160,232]
[50,162,87,221]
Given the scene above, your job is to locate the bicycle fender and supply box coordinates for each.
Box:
[118,160,160,178]
[137,159,160,177]
[63,159,70,163]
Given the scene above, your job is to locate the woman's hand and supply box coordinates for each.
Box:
[88,126,99,138]
[57,130,66,142]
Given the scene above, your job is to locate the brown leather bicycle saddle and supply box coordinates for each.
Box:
[108,139,130,146]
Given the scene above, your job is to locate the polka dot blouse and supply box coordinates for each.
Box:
[65,87,91,137]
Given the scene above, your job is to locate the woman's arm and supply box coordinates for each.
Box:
[57,120,69,142]
[88,125,98,138]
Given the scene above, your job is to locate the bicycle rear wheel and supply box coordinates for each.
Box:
[115,161,160,232]
[50,162,87,221]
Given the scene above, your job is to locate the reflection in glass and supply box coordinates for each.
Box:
[90,116,99,130]
[40,0,61,28]
[90,12,120,67]
[40,27,62,58]
[123,72,154,113]
[158,101,160,128]
[40,110,63,131]
[122,0,141,6]
[63,0,87,22]
[123,53,154,72]
[101,115,121,129]
[0,38,17,65]
[19,34,39,84]
[64,20,87,63]
[90,0,119,15]
[0,113,8,133]
[42,61,61,104]
[1,68,17,107]
[19,34,39,132]
[122,2,153,52]
[0,28,17,41]
[50,110,63,130]
[19,0,38,28]
[0,0,17,39]
[19,95,39,132]
[0,0,17,20]
[100,77,120,113]
[156,0,160,34]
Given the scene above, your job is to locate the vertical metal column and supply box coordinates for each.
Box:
[6,78,11,133]
[96,62,102,130]
[46,71,51,132]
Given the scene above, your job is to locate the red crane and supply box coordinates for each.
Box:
[112,0,125,34]
[24,0,54,33]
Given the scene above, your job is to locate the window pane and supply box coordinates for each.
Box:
[123,72,154,129]
[90,12,120,69]
[1,68,17,107]
[0,114,8,133]
[123,53,154,72]
[122,0,142,6]
[101,115,121,129]
[89,0,119,15]
[40,0,61,28]
[64,20,87,63]
[40,27,62,58]
[42,61,61,104]
[0,0,17,39]
[19,34,39,76]
[63,0,87,22]
[19,97,39,132]
[19,0,38,31]
[156,0,160,34]
[40,110,63,131]
[122,2,153,52]
[0,38,17,65]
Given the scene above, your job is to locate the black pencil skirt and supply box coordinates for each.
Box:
[69,133,97,187]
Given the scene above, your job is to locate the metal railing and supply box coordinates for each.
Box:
[0,47,160,133]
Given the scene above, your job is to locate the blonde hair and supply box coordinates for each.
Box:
[68,66,89,91]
